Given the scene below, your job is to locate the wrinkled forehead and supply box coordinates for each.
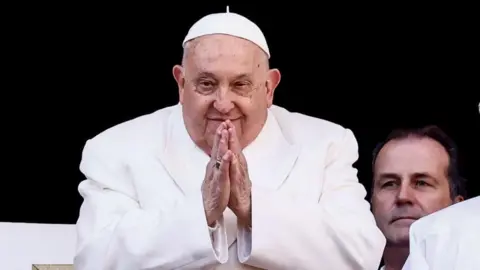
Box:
[185,34,267,76]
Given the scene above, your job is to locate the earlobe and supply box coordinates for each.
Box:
[454,195,465,203]
[172,65,185,104]
[266,68,281,107]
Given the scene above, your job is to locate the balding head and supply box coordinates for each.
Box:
[172,34,281,155]
[182,34,269,73]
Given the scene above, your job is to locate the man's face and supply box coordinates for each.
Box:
[173,34,280,154]
[371,138,458,246]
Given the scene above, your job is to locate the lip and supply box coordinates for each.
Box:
[391,217,418,224]
[207,117,241,121]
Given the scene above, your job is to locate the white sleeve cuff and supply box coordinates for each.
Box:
[208,220,220,234]
[207,217,228,264]
[237,225,252,262]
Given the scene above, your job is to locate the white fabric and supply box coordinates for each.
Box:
[403,196,480,270]
[0,222,76,270]
[74,103,385,269]
[183,11,270,58]
[208,221,219,234]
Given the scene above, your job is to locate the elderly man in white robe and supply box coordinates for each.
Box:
[74,9,386,270]
[403,196,480,270]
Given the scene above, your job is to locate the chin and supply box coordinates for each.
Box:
[387,231,410,247]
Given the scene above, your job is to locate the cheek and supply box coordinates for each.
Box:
[372,194,395,220]
[373,201,390,219]
[235,100,254,115]
[418,193,452,214]
[184,93,213,116]
[235,93,265,115]
[372,191,393,209]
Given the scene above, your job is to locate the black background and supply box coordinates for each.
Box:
[3,3,479,224]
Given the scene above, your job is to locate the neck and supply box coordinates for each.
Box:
[383,245,409,270]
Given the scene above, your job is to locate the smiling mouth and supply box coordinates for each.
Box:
[208,117,241,121]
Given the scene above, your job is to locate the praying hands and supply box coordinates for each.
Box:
[201,120,252,228]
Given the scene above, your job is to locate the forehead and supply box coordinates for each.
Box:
[374,137,450,178]
[186,34,265,76]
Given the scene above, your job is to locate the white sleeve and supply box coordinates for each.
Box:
[237,129,386,269]
[74,140,229,270]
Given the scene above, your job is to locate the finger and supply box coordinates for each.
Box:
[211,122,227,160]
[227,123,242,154]
[215,150,232,181]
[217,129,229,160]
[225,119,235,129]
[229,151,239,177]
[230,148,248,179]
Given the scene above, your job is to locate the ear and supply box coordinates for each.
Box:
[454,195,464,203]
[172,65,185,104]
[265,68,281,107]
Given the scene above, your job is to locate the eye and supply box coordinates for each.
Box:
[415,180,430,187]
[195,79,217,94]
[381,181,397,188]
[235,81,248,87]
[199,80,215,88]
[232,81,253,96]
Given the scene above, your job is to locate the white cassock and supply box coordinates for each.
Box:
[402,196,480,270]
[74,104,386,270]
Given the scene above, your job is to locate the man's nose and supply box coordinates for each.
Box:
[213,87,234,114]
[396,184,415,204]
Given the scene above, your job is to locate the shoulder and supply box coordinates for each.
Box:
[411,196,480,235]
[81,104,178,160]
[270,105,358,154]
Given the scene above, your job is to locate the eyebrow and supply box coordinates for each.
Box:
[411,172,439,184]
[376,172,438,184]
[197,72,216,79]
[196,72,252,80]
[232,73,252,80]
[377,173,401,182]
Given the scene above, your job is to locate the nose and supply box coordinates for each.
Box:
[396,184,415,205]
[213,87,234,114]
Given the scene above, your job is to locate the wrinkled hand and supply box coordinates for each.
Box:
[225,120,252,227]
[202,122,232,226]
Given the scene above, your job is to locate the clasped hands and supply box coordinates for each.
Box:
[202,120,252,228]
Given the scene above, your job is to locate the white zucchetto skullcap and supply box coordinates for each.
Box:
[182,6,271,59]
